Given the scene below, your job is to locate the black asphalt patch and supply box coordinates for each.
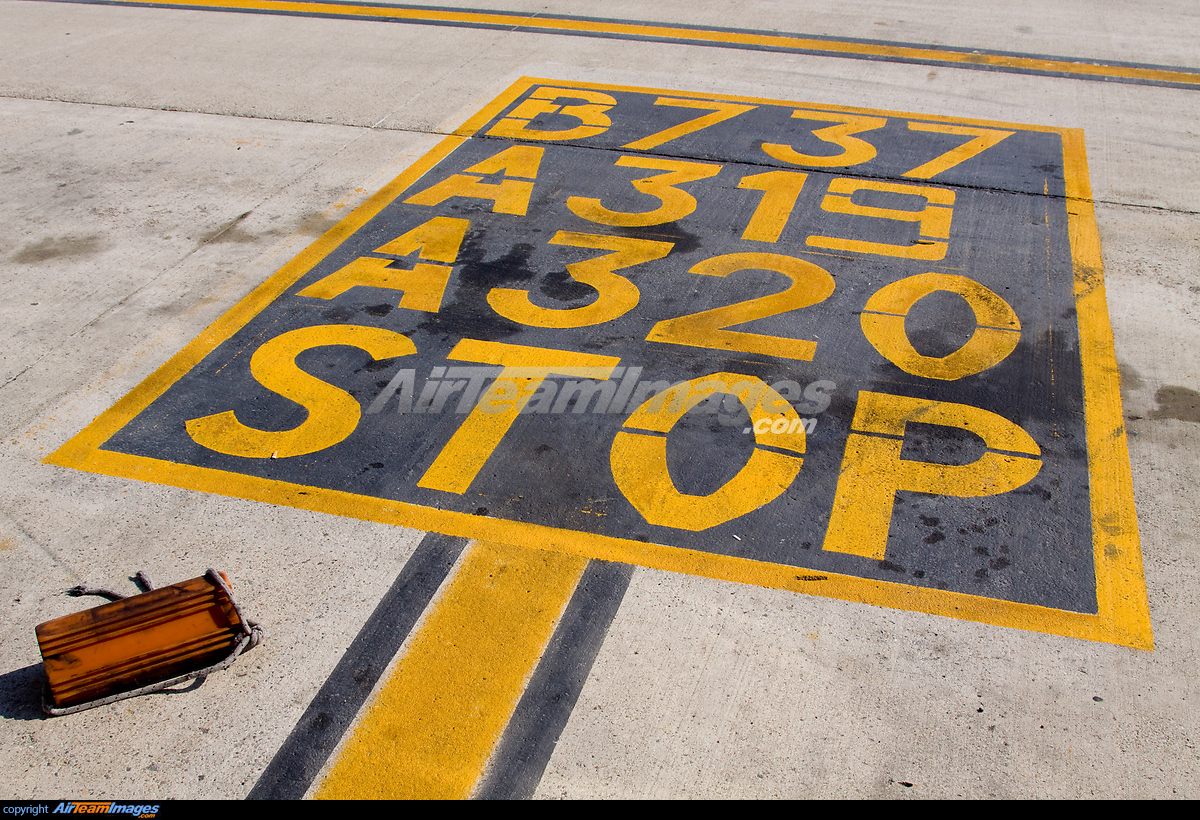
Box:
[50,78,1151,646]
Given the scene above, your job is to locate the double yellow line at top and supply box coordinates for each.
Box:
[58,0,1200,89]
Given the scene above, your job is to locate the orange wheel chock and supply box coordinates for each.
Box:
[36,569,263,716]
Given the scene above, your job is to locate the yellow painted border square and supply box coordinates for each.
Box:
[45,77,1152,649]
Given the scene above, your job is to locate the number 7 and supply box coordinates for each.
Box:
[623,98,755,151]
[903,122,1015,179]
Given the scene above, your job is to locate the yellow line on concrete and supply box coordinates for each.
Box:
[314,539,588,799]
[87,0,1200,88]
[1061,128,1155,649]
[41,444,1155,648]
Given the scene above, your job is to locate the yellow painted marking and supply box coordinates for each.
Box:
[487,232,674,328]
[808,178,955,260]
[763,111,887,168]
[185,324,416,458]
[823,391,1043,561]
[486,86,615,142]
[737,170,809,243]
[315,540,588,799]
[49,442,1151,647]
[462,144,545,179]
[494,79,1076,136]
[403,173,533,215]
[417,340,619,494]
[44,131,477,468]
[68,1,1200,88]
[44,77,1154,648]
[612,373,804,531]
[403,144,545,215]
[646,252,835,361]
[567,155,722,228]
[298,216,469,310]
[1061,128,1155,649]
[860,272,1021,380]
[903,123,1016,180]
[622,98,755,151]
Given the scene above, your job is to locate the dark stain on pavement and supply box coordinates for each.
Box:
[539,269,596,303]
[1119,362,1145,395]
[616,221,702,256]
[201,211,256,244]
[1149,385,1200,423]
[416,235,534,340]
[297,212,340,237]
[903,288,977,358]
[13,234,104,263]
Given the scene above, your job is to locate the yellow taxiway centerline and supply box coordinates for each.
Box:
[76,0,1200,88]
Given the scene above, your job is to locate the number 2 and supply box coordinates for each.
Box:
[647,252,836,361]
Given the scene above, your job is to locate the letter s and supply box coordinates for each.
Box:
[186,325,416,459]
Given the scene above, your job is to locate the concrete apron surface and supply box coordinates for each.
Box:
[1,0,1198,799]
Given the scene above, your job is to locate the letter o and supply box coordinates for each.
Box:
[610,372,805,531]
[860,272,1021,380]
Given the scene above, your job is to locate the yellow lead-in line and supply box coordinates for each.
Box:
[315,539,589,799]
[68,0,1200,89]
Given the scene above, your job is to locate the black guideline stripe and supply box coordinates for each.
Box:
[473,560,634,800]
[247,531,466,800]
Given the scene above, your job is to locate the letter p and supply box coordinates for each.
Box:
[822,391,1042,560]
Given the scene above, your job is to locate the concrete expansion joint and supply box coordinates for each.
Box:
[465,132,1082,203]
[1095,199,1200,217]
[0,92,433,133]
